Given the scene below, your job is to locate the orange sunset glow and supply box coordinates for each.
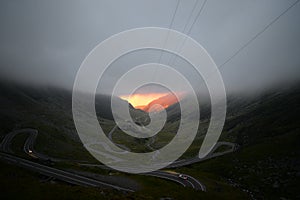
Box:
[120,92,183,112]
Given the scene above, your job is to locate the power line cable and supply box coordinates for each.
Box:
[180,0,201,38]
[168,0,208,66]
[157,0,181,64]
[218,0,300,70]
[187,0,208,36]
[165,0,200,65]
[147,0,180,95]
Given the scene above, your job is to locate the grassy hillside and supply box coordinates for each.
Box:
[0,80,299,199]
[176,85,300,199]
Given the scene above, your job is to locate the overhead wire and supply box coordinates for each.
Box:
[168,0,208,66]
[157,0,181,64]
[214,0,300,75]
[146,0,180,96]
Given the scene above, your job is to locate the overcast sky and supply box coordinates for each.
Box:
[0,0,300,95]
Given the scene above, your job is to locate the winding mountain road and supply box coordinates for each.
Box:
[168,141,237,169]
[0,151,134,192]
[0,128,206,191]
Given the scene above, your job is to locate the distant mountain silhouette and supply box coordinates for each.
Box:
[0,80,149,122]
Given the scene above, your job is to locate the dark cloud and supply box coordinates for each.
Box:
[0,0,299,95]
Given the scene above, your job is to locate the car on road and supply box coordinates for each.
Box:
[28,149,33,154]
[178,174,188,180]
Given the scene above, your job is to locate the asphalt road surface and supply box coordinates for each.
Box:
[0,127,238,192]
[0,151,134,192]
[0,129,206,191]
